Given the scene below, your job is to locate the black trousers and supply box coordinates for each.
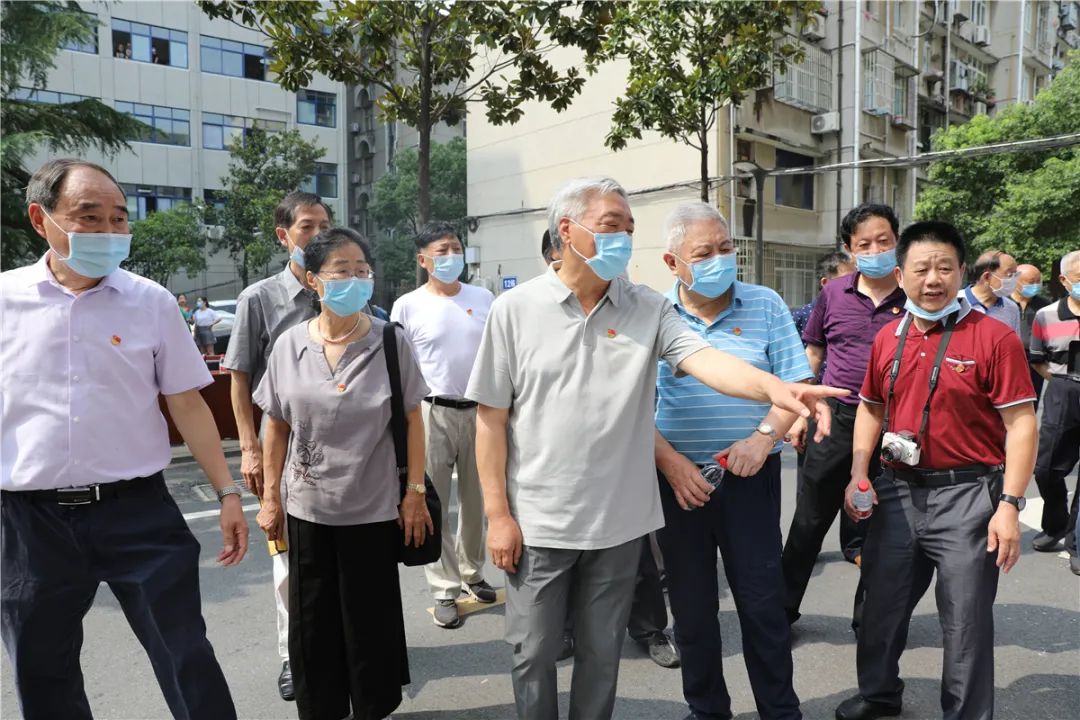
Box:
[782,398,873,625]
[1034,378,1080,553]
[657,455,800,720]
[288,514,408,720]
[0,475,235,720]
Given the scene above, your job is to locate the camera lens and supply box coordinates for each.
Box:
[881,444,897,462]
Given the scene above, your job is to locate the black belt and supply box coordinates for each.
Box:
[424,396,477,409]
[885,464,1002,488]
[1,474,157,506]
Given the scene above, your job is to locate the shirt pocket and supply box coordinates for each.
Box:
[941,355,981,394]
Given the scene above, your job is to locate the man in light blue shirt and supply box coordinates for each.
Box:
[654,202,813,720]
[962,249,1022,334]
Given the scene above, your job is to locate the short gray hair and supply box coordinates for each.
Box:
[25,158,124,211]
[1062,250,1080,275]
[546,176,627,251]
[664,201,729,253]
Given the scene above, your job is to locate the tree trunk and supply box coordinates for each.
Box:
[415,19,433,286]
[239,248,249,288]
[699,124,710,203]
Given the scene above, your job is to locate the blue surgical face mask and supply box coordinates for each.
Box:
[1020,283,1041,298]
[1070,279,1080,301]
[318,277,374,317]
[425,253,465,284]
[855,248,897,279]
[43,210,131,278]
[904,297,961,322]
[290,246,305,269]
[568,218,633,281]
[676,251,737,299]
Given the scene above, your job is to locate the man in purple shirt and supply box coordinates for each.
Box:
[782,204,908,634]
[0,160,248,719]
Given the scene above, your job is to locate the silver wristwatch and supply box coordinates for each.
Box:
[216,486,243,503]
[755,422,778,441]
[406,482,427,495]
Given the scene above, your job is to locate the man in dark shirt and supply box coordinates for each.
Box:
[783,204,907,634]
[1011,263,1051,410]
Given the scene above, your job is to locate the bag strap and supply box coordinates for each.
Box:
[382,322,408,482]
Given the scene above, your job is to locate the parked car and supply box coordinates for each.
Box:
[209,299,237,355]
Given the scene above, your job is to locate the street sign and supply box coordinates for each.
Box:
[501,276,518,291]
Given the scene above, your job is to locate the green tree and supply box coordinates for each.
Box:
[213,128,324,286]
[370,137,466,289]
[915,52,1080,271]
[1,1,143,269]
[603,1,819,201]
[197,0,613,228]
[126,203,207,287]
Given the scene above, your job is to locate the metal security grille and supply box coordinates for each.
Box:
[774,39,833,113]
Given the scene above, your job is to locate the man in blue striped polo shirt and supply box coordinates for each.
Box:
[654,201,813,720]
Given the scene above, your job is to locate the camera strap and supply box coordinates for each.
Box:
[881,310,959,446]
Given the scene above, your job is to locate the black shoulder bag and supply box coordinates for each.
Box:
[383,322,442,566]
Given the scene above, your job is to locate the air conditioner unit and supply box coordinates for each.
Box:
[350,122,360,132]
[892,115,916,129]
[974,100,988,115]
[802,15,826,42]
[464,246,481,264]
[351,173,361,183]
[810,111,840,134]
[1061,3,1078,31]
[973,26,991,46]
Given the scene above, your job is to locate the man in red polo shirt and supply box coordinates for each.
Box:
[834,221,1037,720]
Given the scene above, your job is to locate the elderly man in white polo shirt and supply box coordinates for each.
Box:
[466,176,847,720]
[0,159,248,720]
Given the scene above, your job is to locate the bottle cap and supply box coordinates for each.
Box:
[857,480,870,491]
[718,456,728,469]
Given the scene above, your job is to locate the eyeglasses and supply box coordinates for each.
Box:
[318,268,374,280]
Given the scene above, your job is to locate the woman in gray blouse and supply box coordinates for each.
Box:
[254,228,432,720]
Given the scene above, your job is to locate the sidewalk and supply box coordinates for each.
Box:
[170,439,242,465]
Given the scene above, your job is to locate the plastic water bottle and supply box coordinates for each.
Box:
[701,456,728,490]
[852,480,874,519]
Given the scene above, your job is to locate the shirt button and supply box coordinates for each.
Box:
[72,375,80,382]
[920,352,926,357]
[73,416,80,423]
[72,335,80,342]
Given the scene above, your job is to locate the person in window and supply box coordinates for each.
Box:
[255,228,432,720]
[125,46,132,59]
[115,42,126,59]
[192,296,221,356]
[151,47,160,64]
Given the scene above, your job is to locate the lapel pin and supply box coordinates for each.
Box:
[892,307,901,314]
[337,383,346,392]
[733,327,742,336]
[110,335,122,345]
[607,328,617,339]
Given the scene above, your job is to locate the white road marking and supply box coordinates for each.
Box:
[182,503,259,521]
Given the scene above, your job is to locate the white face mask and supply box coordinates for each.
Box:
[991,272,1018,298]
[43,210,131,278]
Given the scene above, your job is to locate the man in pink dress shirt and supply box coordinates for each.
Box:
[0,159,248,719]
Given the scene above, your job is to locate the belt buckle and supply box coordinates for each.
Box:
[56,485,100,506]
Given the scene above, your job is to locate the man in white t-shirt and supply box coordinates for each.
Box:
[391,221,496,628]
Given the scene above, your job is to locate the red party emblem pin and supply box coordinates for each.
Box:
[337,383,347,392]
[733,327,742,336]
[110,335,122,345]
[892,307,901,314]
[954,365,966,374]
[607,328,617,339]
[466,308,473,316]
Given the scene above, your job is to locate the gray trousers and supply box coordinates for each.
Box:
[857,469,1002,720]
[505,538,641,720]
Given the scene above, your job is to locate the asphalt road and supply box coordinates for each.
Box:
[2,449,1078,719]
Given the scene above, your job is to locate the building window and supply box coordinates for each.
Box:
[302,162,338,198]
[202,113,285,150]
[203,189,227,212]
[112,20,188,67]
[121,184,192,220]
[773,39,833,113]
[774,150,814,210]
[199,36,270,80]
[863,50,896,115]
[893,74,910,119]
[11,88,91,104]
[970,0,989,28]
[297,90,336,128]
[62,12,99,55]
[773,250,817,308]
[116,101,190,146]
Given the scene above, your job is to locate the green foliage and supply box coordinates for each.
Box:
[126,203,207,287]
[196,0,613,223]
[1,1,143,270]
[603,0,819,201]
[915,51,1080,272]
[370,137,467,290]
[212,128,324,286]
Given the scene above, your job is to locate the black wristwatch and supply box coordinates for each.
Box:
[999,494,1026,511]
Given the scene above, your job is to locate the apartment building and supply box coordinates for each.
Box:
[18,1,348,299]
[464,0,1077,306]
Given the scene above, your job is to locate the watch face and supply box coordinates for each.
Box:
[1016,496,1027,511]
